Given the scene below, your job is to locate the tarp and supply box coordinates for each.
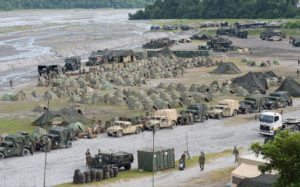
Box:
[232,163,262,180]
[32,107,92,127]
[237,174,278,187]
[211,62,241,74]
[68,122,85,132]
[276,77,300,97]
[232,72,268,94]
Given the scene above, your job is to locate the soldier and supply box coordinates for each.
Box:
[180,151,186,164]
[199,152,206,171]
[298,59,300,66]
[98,149,101,156]
[188,112,193,125]
[86,154,93,170]
[9,80,13,89]
[233,146,239,163]
[85,149,91,167]
[297,69,300,77]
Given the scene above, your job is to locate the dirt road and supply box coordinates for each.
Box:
[1,105,299,187]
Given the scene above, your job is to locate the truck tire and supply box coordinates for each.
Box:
[217,114,223,119]
[270,105,275,110]
[232,110,238,117]
[135,127,142,134]
[244,109,250,114]
[116,131,123,137]
[22,148,30,156]
[170,121,176,129]
[154,125,160,131]
[66,141,72,148]
[0,152,5,159]
[107,132,112,136]
[202,116,207,122]
[124,163,131,170]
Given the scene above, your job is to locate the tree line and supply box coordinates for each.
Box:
[129,0,300,19]
[0,0,155,10]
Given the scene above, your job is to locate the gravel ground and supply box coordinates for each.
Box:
[1,104,300,187]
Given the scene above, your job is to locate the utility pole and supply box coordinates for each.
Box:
[43,97,50,187]
[152,129,155,187]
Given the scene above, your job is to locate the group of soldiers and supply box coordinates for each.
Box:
[85,148,101,170]
[179,146,239,172]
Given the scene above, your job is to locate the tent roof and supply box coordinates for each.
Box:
[232,72,267,94]
[211,62,241,74]
[276,77,300,97]
[237,174,278,187]
[32,107,92,127]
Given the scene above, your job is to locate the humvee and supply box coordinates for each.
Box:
[145,109,179,130]
[260,29,286,41]
[265,91,292,110]
[208,99,239,119]
[180,104,209,122]
[64,56,81,71]
[107,121,144,137]
[42,127,74,151]
[91,151,134,170]
[0,133,33,159]
[239,95,266,114]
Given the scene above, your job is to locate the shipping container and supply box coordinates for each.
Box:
[137,147,175,172]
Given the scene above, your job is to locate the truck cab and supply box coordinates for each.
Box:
[91,151,134,170]
[259,112,282,136]
[0,134,32,159]
[181,104,209,122]
[239,95,266,114]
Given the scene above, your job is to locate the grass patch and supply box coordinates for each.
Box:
[0,118,35,134]
[56,149,234,187]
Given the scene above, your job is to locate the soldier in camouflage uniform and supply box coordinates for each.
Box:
[199,152,206,171]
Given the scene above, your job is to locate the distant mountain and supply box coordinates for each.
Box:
[0,0,155,10]
[129,0,300,19]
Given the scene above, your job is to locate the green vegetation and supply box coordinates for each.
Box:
[0,118,35,134]
[129,0,300,19]
[56,149,234,187]
[0,0,155,10]
[250,131,300,187]
[284,20,300,29]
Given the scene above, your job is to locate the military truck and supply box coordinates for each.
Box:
[216,28,248,39]
[265,91,292,110]
[239,95,266,114]
[38,65,64,76]
[0,133,33,159]
[260,29,286,41]
[208,99,239,119]
[107,121,144,137]
[207,37,237,52]
[41,127,74,152]
[91,151,134,170]
[64,56,81,71]
[145,109,179,130]
[180,104,209,122]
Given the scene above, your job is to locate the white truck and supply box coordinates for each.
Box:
[259,112,300,136]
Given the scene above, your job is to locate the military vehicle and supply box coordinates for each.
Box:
[0,133,33,159]
[42,127,74,151]
[290,37,300,47]
[208,99,239,119]
[180,104,209,122]
[86,52,103,66]
[145,109,179,130]
[216,28,248,39]
[38,65,64,76]
[91,151,134,170]
[142,38,175,49]
[107,121,144,137]
[190,34,212,41]
[239,95,266,114]
[207,37,237,52]
[177,113,194,125]
[265,91,292,110]
[64,56,81,71]
[260,29,286,41]
[198,45,212,50]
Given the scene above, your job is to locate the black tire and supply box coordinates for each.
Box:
[124,164,131,170]
[217,114,223,119]
[22,148,30,156]
[107,132,112,137]
[154,125,160,131]
[66,141,72,148]
[270,105,275,110]
[116,131,123,137]
[170,121,176,129]
[244,109,250,114]
[135,127,142,134]
[202,116,207,122]
[0,152,5,159]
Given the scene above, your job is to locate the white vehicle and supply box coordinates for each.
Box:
[259,112,300,136]
[259,112,282,136]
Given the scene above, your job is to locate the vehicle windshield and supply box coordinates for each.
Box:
[259,115,274,123]
[187,106,198,111]
[267,97,277,101]
[215,106,225,110]
[270,93,281,98]
[49,130,60,135]
[151,117,161,120]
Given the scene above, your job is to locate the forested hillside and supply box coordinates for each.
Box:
[0,0,155,10]
[129,0,300,19]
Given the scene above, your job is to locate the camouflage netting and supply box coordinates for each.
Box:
[232,72,268,94]
[43,91,58,100]
[1,93,13,101]
[276,77,300,97]
[210,62,241,74]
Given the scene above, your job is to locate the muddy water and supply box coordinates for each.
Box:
[0,9,152,91]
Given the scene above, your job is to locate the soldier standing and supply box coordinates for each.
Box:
[233,146,239,163]
[85,149,91,167]
[298,59,300,66]
[9,80,13,89]
[199,152,206,171]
